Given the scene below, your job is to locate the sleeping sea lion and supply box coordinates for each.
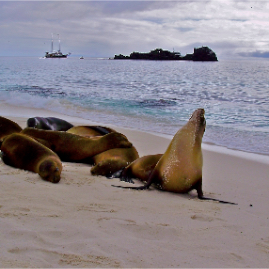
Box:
[27,117,73,131]
[21,127,132,162]
[1,133,62,183]
[119,154,163,183]
[67,125,116,137]
[90,147,139,177]
[0,116,22,139]
[113,108,237,205]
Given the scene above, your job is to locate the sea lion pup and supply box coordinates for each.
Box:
[0,116,22,139]
[0,133,62,183]
[90,147,139,177]
[67,125,116,138]
[21,127,132,162]
[119,154,163,183]
[27,117,73,131]
[113,109,237,205]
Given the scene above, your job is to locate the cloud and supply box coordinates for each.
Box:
[1,1,269,57]
[238,50,269,58]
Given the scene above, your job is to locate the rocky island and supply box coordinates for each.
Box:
[114,46,218,61]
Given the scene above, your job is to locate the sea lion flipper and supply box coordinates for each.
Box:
[119,175,135,184]
[198,196,238,205]
[118,167,135,183]
[108,168,135,182]
[195,177,237,205]
[112,169,156,190]
[194,177,204,198]
[112,154,161,190]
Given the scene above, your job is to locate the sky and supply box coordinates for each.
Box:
[1,0,269,59]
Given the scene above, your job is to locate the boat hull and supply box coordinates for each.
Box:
[45,55,68,58]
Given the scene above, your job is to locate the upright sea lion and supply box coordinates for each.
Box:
[0,116,22,139]
[90,147,139,177]
[119,154,163,183]
[1,133,62,183]
[27,117,74,131]
[67,125,116,138]
[113,108,237,205]
[21,127,132,162]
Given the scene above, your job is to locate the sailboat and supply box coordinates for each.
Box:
[45,34,71,58]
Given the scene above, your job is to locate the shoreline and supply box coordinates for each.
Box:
[0,103,269,267]
[1,102,269,163]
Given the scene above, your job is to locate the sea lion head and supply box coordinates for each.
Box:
[38,159,62,183]
[189,108,206,137]
[105,132,133,148]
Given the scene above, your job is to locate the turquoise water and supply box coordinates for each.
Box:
[0,56,268,155]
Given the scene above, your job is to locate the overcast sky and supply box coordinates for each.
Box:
[1,1,269,58]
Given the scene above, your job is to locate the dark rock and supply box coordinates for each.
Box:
[114,46,218,61]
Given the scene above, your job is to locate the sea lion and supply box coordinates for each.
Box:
[27,117,73,131]
[119,154,163,183]
[90,147,139,177]
[67,125,116,138]
[0,133,62,183]
[21,127,132,162]
[0,116,22,139]
[113,108,237,205]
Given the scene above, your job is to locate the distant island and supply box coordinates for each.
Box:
[114,46,218,61]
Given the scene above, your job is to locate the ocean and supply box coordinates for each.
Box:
[0,56,268,155]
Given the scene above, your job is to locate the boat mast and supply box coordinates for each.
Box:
[58,34,61,52]
[51,33,54,52]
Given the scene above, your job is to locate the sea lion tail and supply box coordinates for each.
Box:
[198,196,237,205]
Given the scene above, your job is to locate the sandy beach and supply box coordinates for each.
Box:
[0,103,269,268]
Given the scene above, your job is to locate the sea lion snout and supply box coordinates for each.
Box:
[199,109,206,127]
[38,159,62,183]
[189,108,206,134]
[189,108,205,122]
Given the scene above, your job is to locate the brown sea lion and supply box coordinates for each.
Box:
[67,125,116,137]
[0,133,62,183]
[21,127,132,162]
[119,154,163,183]
[27,117,73,131]
[113,108,237,205]
[0,116,22,139]
[90,147,139,177]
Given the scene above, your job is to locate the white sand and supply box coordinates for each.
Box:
[0,104,269,268]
